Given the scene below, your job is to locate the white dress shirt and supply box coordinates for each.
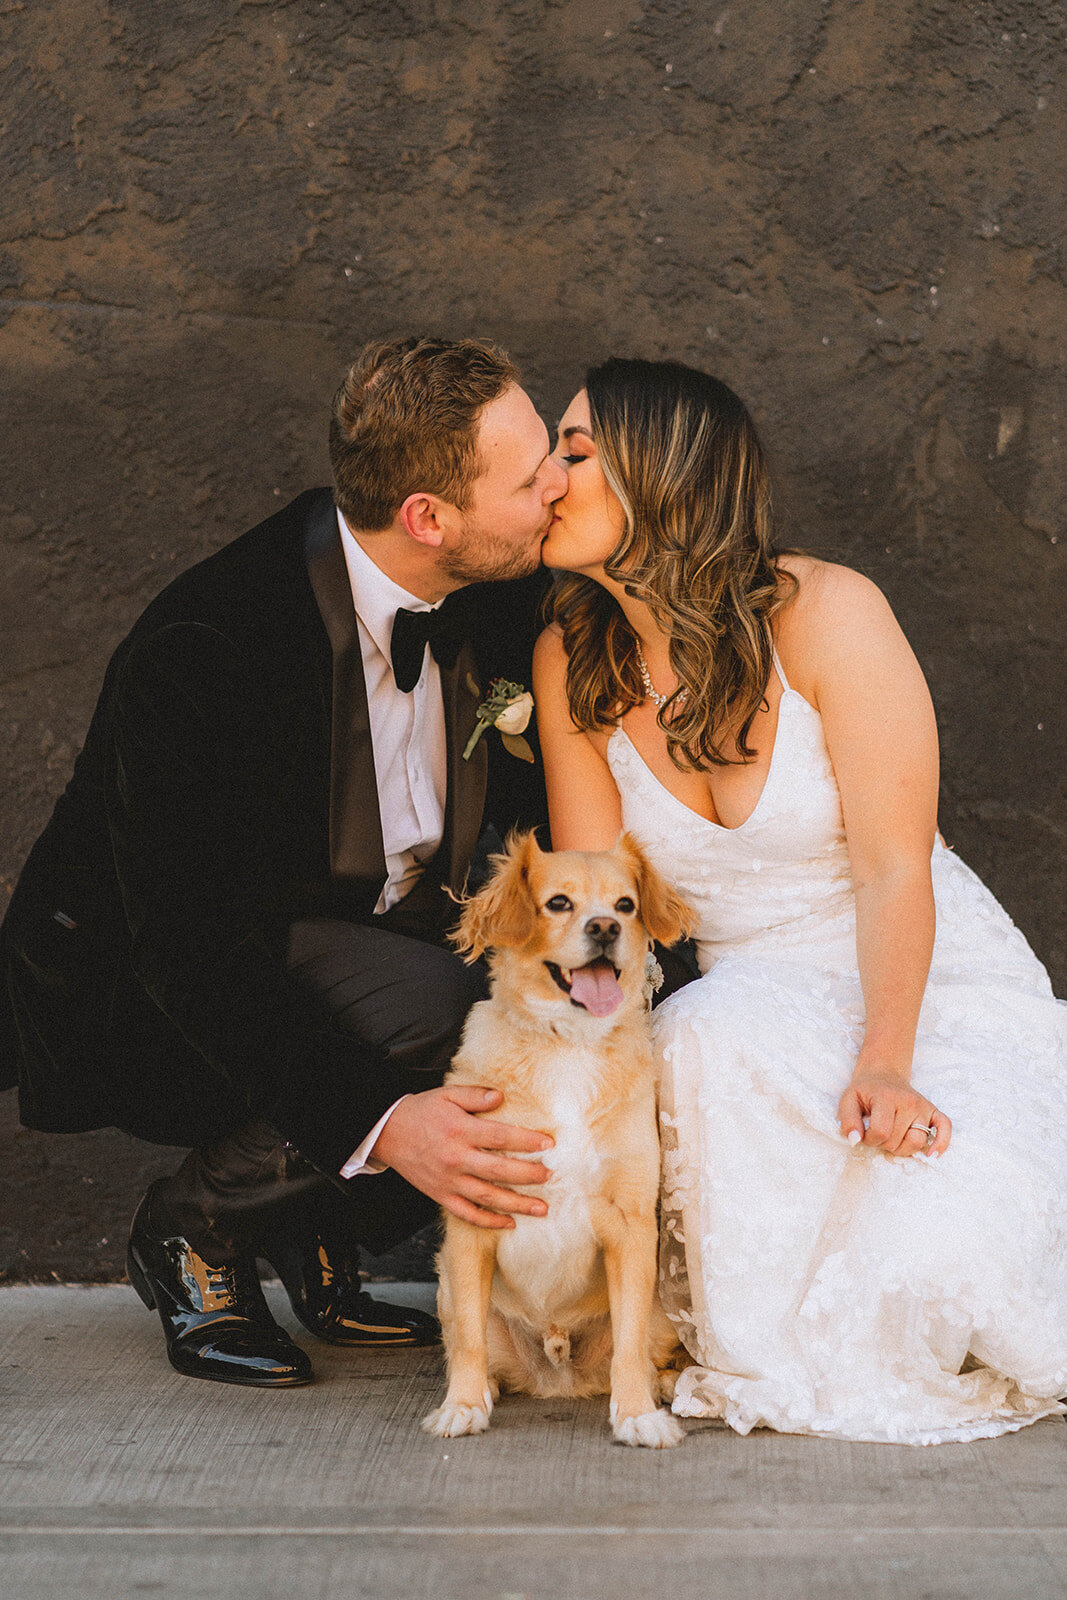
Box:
[337,511,447,911]
[335,509,447,1177]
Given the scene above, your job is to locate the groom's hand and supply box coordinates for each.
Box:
[372,1086,554,1229]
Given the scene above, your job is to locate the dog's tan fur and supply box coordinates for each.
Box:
[422,831,694,1448]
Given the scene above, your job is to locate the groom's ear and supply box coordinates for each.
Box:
[398,491,451,550]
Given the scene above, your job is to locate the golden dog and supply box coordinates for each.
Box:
[422,830,694,1448]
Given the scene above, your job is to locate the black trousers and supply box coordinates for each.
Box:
[153,914,488,1262]
[151,913,699,1264]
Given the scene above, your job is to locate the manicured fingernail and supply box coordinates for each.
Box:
[847,1130,861,1147]
[540,1137,554,1149]
[928,1151,940,1160]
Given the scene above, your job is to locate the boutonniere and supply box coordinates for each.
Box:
[462,677,536,763]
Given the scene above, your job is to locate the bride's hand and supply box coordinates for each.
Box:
[838,1068,951,1158]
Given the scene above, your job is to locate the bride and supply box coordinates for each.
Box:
[533,356,1067,1445]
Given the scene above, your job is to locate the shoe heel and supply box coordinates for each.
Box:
[126,1245,157,1311]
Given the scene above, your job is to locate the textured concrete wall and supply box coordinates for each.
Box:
[1,1,1063,1278]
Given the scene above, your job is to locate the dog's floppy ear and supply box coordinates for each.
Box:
[451,829,543,963]
[616,831,696,948]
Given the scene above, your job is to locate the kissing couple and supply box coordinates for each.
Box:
[3,336,1065,1445]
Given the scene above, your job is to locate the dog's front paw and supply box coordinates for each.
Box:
[611,1406,685,1449]
[421,1396,493,1439]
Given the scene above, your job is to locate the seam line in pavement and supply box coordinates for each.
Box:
[1,1526,1065,1539]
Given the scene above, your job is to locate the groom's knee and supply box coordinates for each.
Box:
[286,916,487,1077]
[380,942,488,1075]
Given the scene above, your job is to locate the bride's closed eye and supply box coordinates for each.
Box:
[561,454,588,466]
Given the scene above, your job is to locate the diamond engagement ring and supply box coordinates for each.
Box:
[909,1121,936,1138]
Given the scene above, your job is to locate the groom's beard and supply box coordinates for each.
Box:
[440,508,551,586]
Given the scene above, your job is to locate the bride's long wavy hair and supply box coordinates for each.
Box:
[546,358,796,769]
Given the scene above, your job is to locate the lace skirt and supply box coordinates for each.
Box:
[655,857,1067,1445]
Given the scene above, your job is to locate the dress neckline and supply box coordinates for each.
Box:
[610,687,812,835]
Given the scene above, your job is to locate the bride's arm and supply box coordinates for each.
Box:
[532,626,623,850]
[790,563,951,1157]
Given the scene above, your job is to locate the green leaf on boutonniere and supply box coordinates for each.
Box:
[501,732,534,763]
[461,679,535,762]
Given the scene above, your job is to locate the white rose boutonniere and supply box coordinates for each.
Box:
[462,678,536,763]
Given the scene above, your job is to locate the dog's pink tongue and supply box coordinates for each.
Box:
[569,958,624,1017]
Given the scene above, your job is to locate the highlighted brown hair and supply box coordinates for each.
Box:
[329,336,519,530]
[546,358,796,768]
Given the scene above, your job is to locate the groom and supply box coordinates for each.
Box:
[0,336,567,1386]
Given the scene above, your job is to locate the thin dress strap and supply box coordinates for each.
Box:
[771,642,791,695]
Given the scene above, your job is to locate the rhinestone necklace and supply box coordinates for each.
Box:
[635,642,685,710]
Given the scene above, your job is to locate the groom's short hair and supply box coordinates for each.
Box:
[329,336,519,530]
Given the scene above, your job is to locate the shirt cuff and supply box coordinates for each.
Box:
[339,1096,409,1178]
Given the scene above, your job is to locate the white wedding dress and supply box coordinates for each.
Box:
[607,651,1067,1445]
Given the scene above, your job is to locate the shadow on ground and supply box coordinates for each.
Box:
[0,1090,438,1284]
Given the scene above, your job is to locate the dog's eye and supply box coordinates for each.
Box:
[544,895,573,913]
[614,897,636,915]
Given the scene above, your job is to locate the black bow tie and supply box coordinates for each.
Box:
[389,604,465,692]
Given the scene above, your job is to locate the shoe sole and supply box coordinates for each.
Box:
[286,1305,439,1347]
[165,1356,313,1387]
[310,1331,434,1347]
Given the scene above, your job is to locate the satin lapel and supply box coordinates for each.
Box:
[441,641,487,896]
[304,502,387,903]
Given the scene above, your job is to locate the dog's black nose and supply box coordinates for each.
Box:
[585,916,620,947]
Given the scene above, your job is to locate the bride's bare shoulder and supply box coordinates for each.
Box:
[776,554,894,630]
[533,620,567,676]
[532,622,573,715]
[774,556,906,694]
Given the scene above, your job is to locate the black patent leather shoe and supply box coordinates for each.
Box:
[127,1187,313,1387]
[261,1230,440,1348]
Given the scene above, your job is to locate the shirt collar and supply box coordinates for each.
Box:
[336,507,438,662]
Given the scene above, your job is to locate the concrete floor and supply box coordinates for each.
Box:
[1,1285,1065,1600]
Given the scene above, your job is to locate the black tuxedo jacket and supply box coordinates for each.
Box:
[0,490,549,1174]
